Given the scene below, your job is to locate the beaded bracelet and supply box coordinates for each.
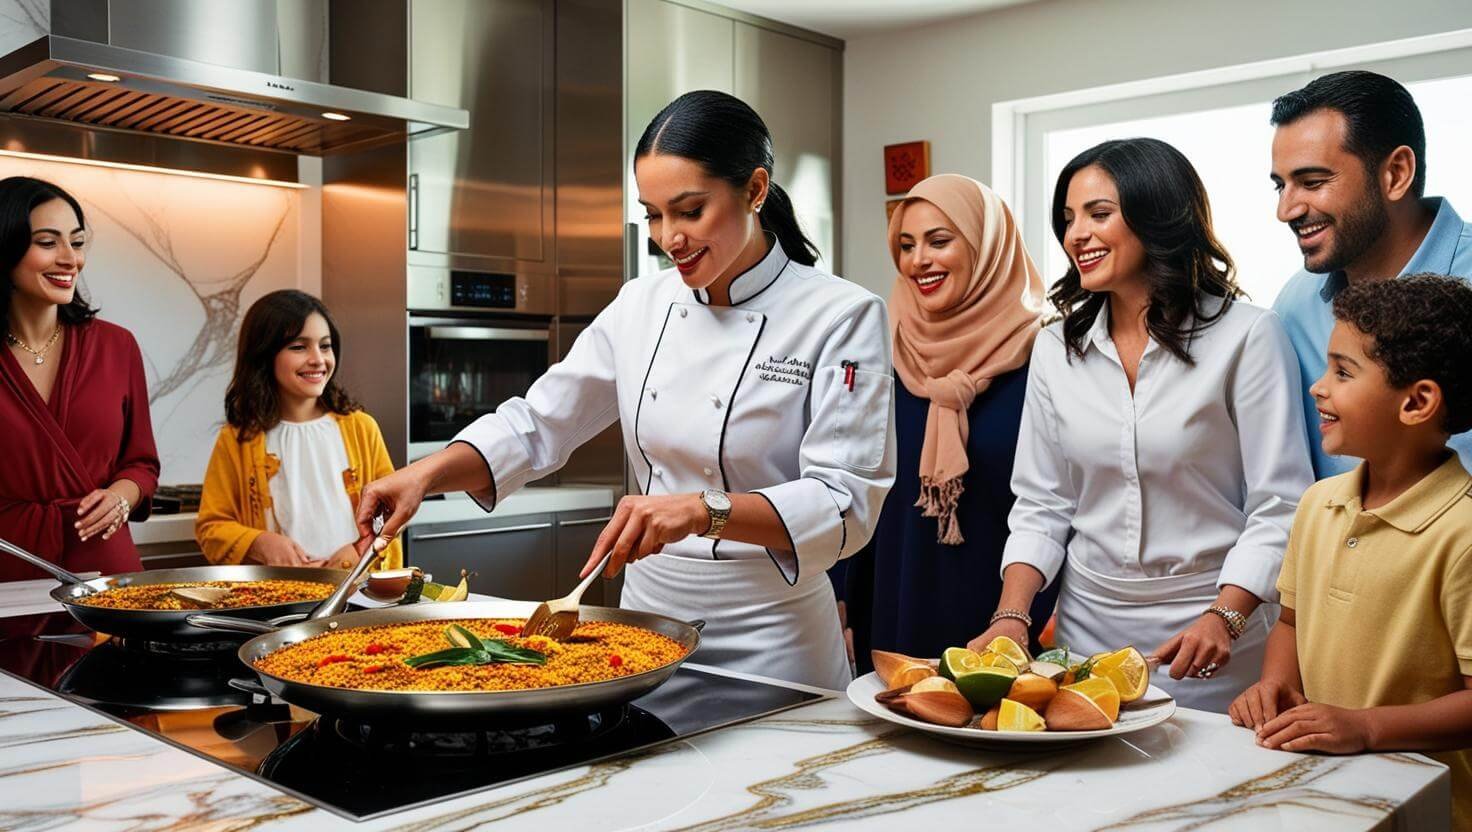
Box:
[989,608,1033,627]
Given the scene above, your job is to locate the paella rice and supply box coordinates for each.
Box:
[254,618,689,691]
[77,580,335,610]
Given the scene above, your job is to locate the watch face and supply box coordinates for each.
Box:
[704,490,732,511]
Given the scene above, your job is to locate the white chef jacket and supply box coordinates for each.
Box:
[1001,297,1315,711]
[453,241,896,689]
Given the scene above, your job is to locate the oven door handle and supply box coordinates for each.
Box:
[425,326,550,342]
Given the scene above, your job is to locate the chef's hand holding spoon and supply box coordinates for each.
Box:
[354,442,498,553]
[579,491,795,580]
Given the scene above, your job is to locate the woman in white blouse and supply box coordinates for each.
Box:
[356,92,895,690]
[968,138,1315,711]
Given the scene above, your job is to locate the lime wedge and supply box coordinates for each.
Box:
[939,647,985,680]
[953,666,1018,710]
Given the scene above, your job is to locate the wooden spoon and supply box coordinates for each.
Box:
[170,586,233,607]
[520,551,611,641]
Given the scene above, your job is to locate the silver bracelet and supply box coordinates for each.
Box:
[989,608,1033,628]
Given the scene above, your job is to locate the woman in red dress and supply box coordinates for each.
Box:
[0,176,159,581]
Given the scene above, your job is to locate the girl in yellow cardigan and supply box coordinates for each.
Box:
[196,290,403,570]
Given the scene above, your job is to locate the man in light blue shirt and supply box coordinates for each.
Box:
[1269,70,1472,478]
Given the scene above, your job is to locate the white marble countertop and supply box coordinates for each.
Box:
[0,586,1450,829]
[129,486,618,545]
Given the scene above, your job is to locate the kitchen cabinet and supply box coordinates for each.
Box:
[734,23,841,271]
[624,0,843,275]
[404,508,621,606]
[405,512,557,602]
[408,0,554,270]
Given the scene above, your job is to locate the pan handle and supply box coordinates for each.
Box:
[187,614,280,636]
[689,619,706,633]
[0,536,88,586]
[226,677,273,697]
[307,522,386,621]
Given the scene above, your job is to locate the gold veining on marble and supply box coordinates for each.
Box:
[0,770,313,830]
[666,728,1053,831]
[382,744,687,831]
[1094,757,1396,830]
[0,722,126,749]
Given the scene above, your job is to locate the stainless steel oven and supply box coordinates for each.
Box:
[408,266,555,461]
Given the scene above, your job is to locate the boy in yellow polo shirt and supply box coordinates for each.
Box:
[1229,273,1472,828]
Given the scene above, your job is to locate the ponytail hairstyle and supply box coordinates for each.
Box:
[224,290,359,440]
[0,176,99,325]
[635,90,819,267]
[1049,138,1240,364]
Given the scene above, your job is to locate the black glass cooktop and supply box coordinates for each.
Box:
[0,612,824,821]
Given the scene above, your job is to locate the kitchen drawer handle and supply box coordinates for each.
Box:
[558,516,613,528]
[413,522,553,541]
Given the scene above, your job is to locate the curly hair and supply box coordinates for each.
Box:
[1048,138,1242,363]
[1332,273,1472,434]
[225,290,359,440]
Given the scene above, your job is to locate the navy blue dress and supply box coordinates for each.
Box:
[842,365,1059,672]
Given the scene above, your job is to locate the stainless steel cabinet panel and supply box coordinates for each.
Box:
[409,0,553,268]
[554,509,617,607]
[556,0,624,314]
[734,23,840,271]
[405,513,556,602]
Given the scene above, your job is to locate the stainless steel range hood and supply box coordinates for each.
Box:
[0,34,467,155]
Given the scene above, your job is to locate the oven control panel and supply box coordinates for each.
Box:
[450,271,515,308]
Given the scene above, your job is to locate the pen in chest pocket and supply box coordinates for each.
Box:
[840,360,858,392]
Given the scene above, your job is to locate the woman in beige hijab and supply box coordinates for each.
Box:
[845,174,1059,668]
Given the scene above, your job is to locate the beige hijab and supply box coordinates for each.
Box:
[887,174,1045,545]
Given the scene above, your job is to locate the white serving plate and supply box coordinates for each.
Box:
[847,671,1176,750]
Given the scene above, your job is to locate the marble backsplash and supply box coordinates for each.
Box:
[0,157,306,486]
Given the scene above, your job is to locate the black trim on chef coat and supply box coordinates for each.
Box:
[632,303,677,495]
[710,311,769,560]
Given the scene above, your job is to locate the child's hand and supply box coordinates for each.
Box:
[1229,679,1306,730]
[1256,703,1373,753]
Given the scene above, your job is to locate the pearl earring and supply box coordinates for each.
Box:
[754,203,763,213]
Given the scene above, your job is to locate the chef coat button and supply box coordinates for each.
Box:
[710,394,723,409]
[1346,537,1358,548]
[679,307,688,318]
[703,467,714,477]
[654,468,664,478]
[746,312,756,323]
[648,388,657,400]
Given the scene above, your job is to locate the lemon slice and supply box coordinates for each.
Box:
[1061,676,1120,722]
[978,651,1021,674]
[998,698,1046,732]
[1091,646,1149,703]
[940,647,985,680]
[984,636,1030,668]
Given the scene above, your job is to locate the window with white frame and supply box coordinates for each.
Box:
[1003,37,1472,308]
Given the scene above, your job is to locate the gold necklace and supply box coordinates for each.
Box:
[6,324,62,365]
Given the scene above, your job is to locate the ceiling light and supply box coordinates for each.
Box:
[322,112,351,121]
[86,73,121,83]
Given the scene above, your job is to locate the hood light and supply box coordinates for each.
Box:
[322,112,351,121]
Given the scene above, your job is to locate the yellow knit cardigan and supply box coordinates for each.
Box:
[195,410,404,569]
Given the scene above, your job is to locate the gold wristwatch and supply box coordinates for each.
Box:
[700,489,732,539]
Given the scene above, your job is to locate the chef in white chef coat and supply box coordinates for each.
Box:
[357,91,896,690]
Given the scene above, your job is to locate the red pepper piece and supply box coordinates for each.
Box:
[317,653,350,668]
[362,664,386,674]
[364,643,386,655]
[493,623,521,636]
[609,654,623,668]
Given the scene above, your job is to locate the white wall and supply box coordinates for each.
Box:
[841,0,1472,297]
